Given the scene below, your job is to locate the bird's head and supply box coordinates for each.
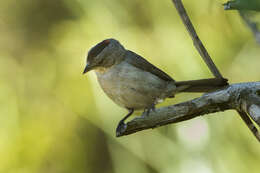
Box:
[83,39,125,74]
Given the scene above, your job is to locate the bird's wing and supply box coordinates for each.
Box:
[124,50,175,82]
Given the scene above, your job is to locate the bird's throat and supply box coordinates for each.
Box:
[95,67,110,74]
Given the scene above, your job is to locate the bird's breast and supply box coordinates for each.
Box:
[95,61,175,109]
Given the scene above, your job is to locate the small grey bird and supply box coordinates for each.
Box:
[83,39,227,136]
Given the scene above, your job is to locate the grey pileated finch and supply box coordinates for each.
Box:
[83,39,228,136]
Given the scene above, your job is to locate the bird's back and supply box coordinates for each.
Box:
[124,50,175,82]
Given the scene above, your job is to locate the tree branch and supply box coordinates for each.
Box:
[240,89,260,125]
[117,82,260,142]
[237,110,260,142]
[171,0,224,79]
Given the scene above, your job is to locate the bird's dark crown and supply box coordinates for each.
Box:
[87,39,110,64]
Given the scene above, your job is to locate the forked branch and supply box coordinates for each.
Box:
[117,82,260,142]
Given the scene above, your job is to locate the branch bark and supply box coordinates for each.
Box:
[117,82,260,141]
[237,110,260,142]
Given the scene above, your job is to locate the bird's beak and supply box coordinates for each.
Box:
[83,64,93,74]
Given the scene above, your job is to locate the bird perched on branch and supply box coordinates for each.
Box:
[83,39,228,136]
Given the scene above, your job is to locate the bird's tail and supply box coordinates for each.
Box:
[175,78,228,93]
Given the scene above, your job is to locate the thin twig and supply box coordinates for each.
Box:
[237,110,260,142]
[171,0,224,79]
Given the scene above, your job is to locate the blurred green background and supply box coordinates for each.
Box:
[0,0,260,173]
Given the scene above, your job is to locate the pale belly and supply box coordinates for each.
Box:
[95,61,175,110]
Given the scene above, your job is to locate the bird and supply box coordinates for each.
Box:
[83,38,228,136]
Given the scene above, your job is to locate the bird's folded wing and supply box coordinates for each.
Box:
[124,50,175,82]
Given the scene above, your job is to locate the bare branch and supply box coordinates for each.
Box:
[117,82,260,141]
[240,89,260,126]
[171,0,224,79]
[248,104,260,125]
[237,110,260,142]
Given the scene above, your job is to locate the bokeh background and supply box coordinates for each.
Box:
[0,0,260,173]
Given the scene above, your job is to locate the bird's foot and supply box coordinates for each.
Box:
[116,108,134,137]
[142,104,156,117]
[151,105,156,112]
[116,120,127,137]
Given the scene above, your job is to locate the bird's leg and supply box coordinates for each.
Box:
[151,104,156,112]
[142,104,156,116]
[116,108,134,137]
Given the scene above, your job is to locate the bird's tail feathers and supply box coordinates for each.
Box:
[175,78,228,93]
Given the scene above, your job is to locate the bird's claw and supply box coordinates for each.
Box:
[116,121,127,137]
[143,105,156,117]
